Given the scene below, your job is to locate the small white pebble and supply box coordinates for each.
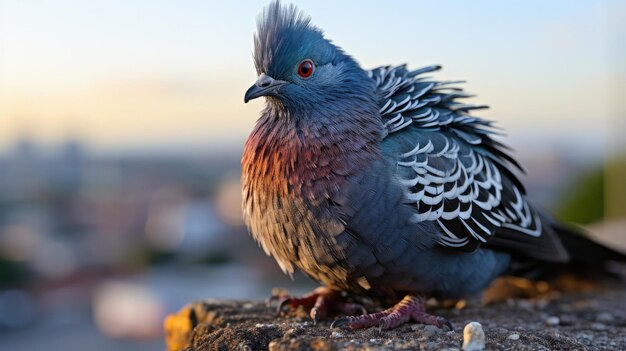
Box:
[545,316,560,326]
[462,321,485,351]
[508,333,520,340]
[331,331,344,338]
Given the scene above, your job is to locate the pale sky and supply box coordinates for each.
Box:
[0,0,624,155]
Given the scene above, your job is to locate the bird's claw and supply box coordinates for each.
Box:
[276,297,291,316]
[378,319,386,334]
[311,307,320,326]
[444,320,454,331]
[330,317,350,329]
[269,287,367,325]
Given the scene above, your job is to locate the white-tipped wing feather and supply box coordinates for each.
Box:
[371,65,544,253]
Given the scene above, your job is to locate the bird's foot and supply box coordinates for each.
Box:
[269,286,366,325]
[330,294,453,332]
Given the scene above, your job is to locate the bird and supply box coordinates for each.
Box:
[241,1,625,331]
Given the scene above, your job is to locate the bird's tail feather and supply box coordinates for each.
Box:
[551,221,626,268]
[508,220,626,279]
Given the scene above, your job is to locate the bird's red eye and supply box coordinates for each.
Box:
[297,60,314,78]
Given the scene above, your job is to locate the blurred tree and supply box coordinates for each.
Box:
[605,159,626,219]
[556,166,603,224]
[556,158,626,224]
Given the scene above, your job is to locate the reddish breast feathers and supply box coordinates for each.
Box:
[241,120,359,204]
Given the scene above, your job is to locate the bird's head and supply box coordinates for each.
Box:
[244,1,376,114]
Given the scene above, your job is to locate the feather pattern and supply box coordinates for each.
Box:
[371,64,542,252]
[241,2,581,301]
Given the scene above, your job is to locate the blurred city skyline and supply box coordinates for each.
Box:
[1,0,624,156]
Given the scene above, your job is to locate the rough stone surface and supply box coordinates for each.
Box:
[164,279,626,351]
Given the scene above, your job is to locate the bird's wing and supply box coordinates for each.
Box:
[370,64,568,261]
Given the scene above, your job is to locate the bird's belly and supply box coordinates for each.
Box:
[245,190,356,286]
[251,193,509,298]
[315,221,511,299]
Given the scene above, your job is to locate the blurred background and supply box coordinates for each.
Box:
[0,0,624,350]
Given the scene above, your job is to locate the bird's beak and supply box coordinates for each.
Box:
[244,73,288,103]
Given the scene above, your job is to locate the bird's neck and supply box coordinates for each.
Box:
[242,105,382,200]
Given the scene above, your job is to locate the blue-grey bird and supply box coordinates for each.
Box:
[242,1,625,330]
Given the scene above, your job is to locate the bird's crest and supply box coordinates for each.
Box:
[253,1,325,78]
